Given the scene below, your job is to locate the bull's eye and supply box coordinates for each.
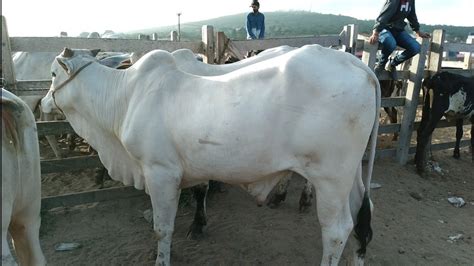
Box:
[52,72,56,78]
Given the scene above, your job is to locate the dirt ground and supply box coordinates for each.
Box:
[36,125,473,265]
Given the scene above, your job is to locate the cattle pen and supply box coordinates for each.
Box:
[1,15,473,210]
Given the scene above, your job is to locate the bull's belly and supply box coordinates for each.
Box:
[180,156,293,185]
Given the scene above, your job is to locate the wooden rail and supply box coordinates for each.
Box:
[41,186,146,210]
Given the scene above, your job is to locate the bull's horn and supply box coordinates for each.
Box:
[62,47,74,58]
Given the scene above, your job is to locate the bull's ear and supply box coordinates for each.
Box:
[56,57,73,75]
[91,49,101,57]
[61,47,74,58]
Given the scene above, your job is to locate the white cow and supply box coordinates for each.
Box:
[41,45,380,265]
[2,89,46,266]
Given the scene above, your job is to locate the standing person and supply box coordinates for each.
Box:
[246,0,265,40]
[369,0,430,79]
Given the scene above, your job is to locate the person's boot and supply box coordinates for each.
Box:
[373,63,385,77]
[386,59,398,80]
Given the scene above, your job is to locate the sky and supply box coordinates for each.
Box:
[2,0,473,37]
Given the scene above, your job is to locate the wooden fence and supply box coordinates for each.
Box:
[360,29,473,163]
[1,15,473,208]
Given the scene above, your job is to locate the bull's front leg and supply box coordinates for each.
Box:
[415,113,443,175]
[144,166,182,266]
[453,119,464,159]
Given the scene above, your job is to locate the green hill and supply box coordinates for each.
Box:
[126,11,472,42]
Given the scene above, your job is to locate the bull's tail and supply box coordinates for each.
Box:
[354,191,373,256]
[354,71,380,257]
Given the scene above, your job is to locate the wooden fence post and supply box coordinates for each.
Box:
[1,16,16,90]
[396,38,430,164]
[361,40,378,69]
[201,25,215,64]
[427,29,445,75]
[346,24,358,54]
[216,31,227,64]
[170,31,178,42]
[463,36,473,69]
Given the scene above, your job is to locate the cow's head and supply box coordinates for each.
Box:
[41,48,100,114]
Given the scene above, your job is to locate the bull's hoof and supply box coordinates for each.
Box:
[416,165,432,178]
[186,222,206,240]
[416,167,425,176]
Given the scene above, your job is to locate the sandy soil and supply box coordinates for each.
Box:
[36,125,473,265]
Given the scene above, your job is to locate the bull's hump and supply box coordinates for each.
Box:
[133,50,177,73]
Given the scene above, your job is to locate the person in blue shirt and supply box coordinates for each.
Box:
[246,1,265,40]
[369,0,430,80]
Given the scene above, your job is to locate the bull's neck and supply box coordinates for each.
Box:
[71,63,129,133]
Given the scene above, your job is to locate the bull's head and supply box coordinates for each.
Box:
[41,48,100,114]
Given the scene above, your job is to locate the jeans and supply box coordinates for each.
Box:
[378,29,421,67]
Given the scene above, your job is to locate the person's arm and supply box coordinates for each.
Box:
[373,0,399,32]
[407,2,430,38]
[246,14,257,39]
[407,2,420,32]
[259,14,265,39]
[370,0,399,44]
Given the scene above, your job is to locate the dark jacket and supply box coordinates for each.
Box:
[373,0,420,33]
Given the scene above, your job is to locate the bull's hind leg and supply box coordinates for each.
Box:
[9,210,45,266]
[187,183,208,240]
[266,172,292,208]
[347,163,373,266]
[312,177,355,266]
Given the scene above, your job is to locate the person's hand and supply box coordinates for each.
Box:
[369,31,379,44]
[416,31,431,38]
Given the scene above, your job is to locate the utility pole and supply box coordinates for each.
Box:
[177,12,181,41]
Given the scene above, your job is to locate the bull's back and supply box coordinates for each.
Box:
[124,45,377,180]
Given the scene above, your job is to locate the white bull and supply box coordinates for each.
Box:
[41,45,380,265]
[2,89,46,266]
